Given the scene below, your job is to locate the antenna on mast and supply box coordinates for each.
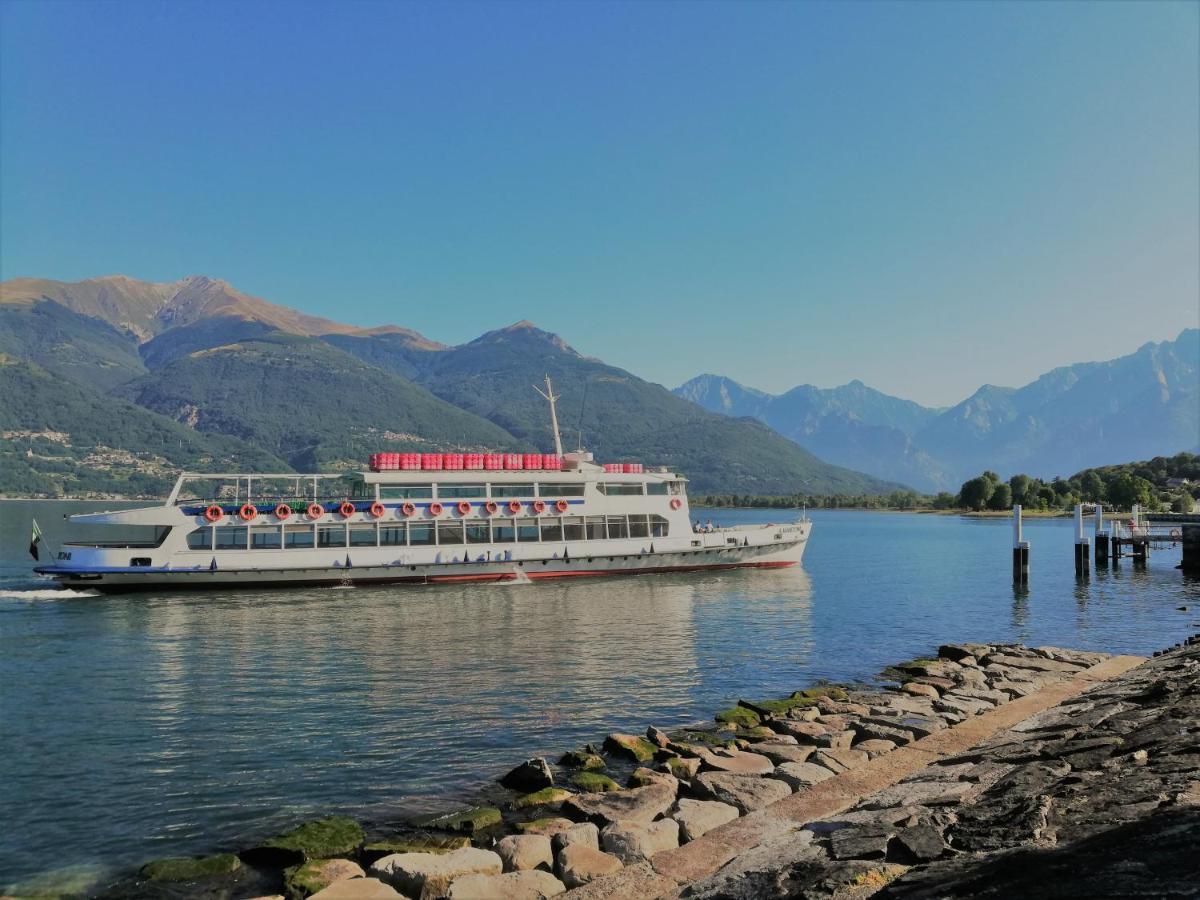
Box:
[533,375,564,458]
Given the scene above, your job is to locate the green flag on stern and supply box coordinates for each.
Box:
[29,519,43,561]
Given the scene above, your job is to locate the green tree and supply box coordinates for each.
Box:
[959,475,995,512]
[1009,474,1034,507]
[1107,473,1153,510]
[1079,471,1106,503]
[987,482,1013,511]
[932,491,957,510]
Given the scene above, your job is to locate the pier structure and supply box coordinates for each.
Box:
[1093,502,1109,565]
[1073,504,1091,577]
[1012,505,1029,583]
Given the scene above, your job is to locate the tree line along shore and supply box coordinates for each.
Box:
[697,452,1200,515]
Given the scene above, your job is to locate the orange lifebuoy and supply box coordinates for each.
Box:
[485,500,499,515]
[401,502,417,517]
[429,502,444,516]
[457,501,472,516]
[532,499,546,515]
[555,499,568,513]
[369,501,385,519]
[204,504,223,523]
[339,501,356,518]
[274,503,292,521]
[306,503,324,520]
[239,503,257,522]
[507,500,522,514]
[670,498,683,510]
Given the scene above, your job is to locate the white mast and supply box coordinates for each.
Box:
[533,375,564,458]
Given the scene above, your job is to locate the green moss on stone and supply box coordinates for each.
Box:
[363,835,469,856]
[424,806,503,833]
[795,685,849,701]
[665,757,699,779]
[560,749,607,770]
[569,772,621,793]
[603,734,658,762]
[283,859,358,900]
[140,854,240,882]
[264,817,364,860]
[676,730,737,748]
[510,787,573,809]
[715,706,761,728]
[515,817,574,835]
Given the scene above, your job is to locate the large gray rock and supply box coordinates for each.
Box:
[600,818,680,863]
[495,835,553,872]
[811,747,869,773]
[554,843,622,889]
[860,779,975,810]
[695,772,793,813]
[982,653,1083,675]
[446,870,565,899]
[500,758,555,792]
[370,848,502,899]
[310,879,405,900]
[745,743,814,766]
[550,822,598,854]
[562,782,675,826]
[769,761,837,791]
[673,799,740,842]
[697,748,775,775]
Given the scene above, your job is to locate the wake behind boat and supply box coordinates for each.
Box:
[31,380,811,592]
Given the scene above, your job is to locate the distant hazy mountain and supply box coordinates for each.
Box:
[675,329,1200,490]
[0,275,896,496]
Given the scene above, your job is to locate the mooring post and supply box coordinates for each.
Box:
[1182,524,1200,574]
[1012,505,1029,583]
[1073,504,1090,577]
[1130,503,1148,561]
[1093,503,1109,565]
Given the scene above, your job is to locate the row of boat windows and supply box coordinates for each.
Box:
[186,514,672,551]
[378,482,674,499]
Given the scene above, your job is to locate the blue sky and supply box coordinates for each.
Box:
[2,0,1196,406]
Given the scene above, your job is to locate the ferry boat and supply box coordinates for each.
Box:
[32,384,811,592]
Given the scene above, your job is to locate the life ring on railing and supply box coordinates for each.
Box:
[485,500,499,515]
[555,499,569,513]
[532,499,546,515]
[204,504,223,523]
[1170,528,1181,539]
[339,501,356,519]
[239,503,258,522]
[401,502,417,517]
[507,500,522,514]
[457,501,472,516]
[429,502,444,516]
[306,503,324,520]
[369,501,386,519]
[274,503,292,521]
[670,498,683,510]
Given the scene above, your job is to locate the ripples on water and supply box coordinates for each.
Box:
[1,501,1197,890]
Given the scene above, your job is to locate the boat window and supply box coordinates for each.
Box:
[380,485,434,499]
[250,526,282,550]
[646,482,669,496]
[214,526,247,550]
[437,521,465,545]
[186,527,212,550]
[563,516,584,541]
[491,483,535,498]
[586,516,606,540]
[599,483,644,496]
[285,525,315,549]
[492,518,516,543]
[516,518,540,542]
[408,523,435,546]
[607,515,629,539]
[438,484,486,499]
[465,523,490,544]
[350,524,378,547]
[668,481,684,496]
[380,525,407,546]
[318,525,347,548]
[539,483,585,497]
[350,481,375,500]
[540,518,564,542]
[628,515,650,538]
[650,515,670,537]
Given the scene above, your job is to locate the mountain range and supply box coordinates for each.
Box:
[675,329,1200,491]
[0,275,898,497]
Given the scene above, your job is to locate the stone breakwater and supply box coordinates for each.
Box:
[77,640,1161,900]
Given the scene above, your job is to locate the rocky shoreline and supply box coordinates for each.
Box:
[45,638,1181,900]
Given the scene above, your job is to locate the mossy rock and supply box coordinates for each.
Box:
[627,767,670,788]
[603,733,658,762]
[424,806,503,834]
[261,817,364,862]
[738,725,780,741]
[675,730,737,748]
[569,772,621,793]
[361,834,469,864]
[795,685,849,701]
[715,706,760,729]
[140,853,240,882]
[283,859,363,900]
[665,756,701,779]
[560,749,606,770]
[511,787,573,809]
[515,817,574,835]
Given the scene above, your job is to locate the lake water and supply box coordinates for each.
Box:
[2,500,1197,892]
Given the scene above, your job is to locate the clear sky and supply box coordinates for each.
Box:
[2,0,1197,406]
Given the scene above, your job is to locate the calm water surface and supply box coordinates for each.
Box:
[2,500,1197,891]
